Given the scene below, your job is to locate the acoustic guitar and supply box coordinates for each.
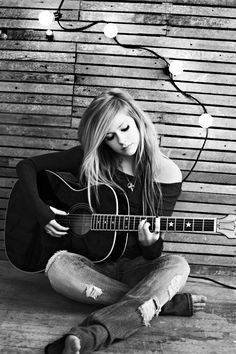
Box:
[5,170,236,273]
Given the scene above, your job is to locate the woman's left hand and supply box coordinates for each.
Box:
[138,218,160,247]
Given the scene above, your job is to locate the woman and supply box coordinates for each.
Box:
[16,89,206,354]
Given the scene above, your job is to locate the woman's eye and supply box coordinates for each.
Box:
[105,134,114,141]
[121,125,129,132]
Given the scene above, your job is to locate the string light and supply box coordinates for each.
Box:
[38,1,215,182]
[45,29,54,41]
[199,113,213,128]
[168,61,184,76]
[38,11,54,27]
[0,29,8,40]
[103,23,118,38]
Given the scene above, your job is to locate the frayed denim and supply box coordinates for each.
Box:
[45,251,192,354]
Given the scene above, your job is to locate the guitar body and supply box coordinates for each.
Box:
[5,170,129,273]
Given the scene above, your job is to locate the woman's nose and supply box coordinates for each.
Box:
[116,133,126,145]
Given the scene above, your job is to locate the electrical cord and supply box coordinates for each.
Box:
[182,128,209,182]
[189,274,236,290]
[54,0,106,31]
[53,3,210,182]
[113,36,209,183]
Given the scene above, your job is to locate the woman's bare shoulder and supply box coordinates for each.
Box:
[157,153,182,184]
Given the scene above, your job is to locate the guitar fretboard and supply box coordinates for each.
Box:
[91,214,216,233]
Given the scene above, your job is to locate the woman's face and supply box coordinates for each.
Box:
[104,111,140,158]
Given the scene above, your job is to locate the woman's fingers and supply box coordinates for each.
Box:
[46,206,69,237]
[138,219,160,246]
[50,206,68,215]
[50,219,69,231]
[138,219,146,239]
[45,219,69,237]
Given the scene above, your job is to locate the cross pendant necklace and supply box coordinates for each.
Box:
[118,162,136,192]
[127,181,135,192]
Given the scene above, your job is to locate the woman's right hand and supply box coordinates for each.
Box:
[44,206,69,237]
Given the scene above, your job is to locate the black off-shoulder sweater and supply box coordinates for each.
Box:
[16,146,182,261]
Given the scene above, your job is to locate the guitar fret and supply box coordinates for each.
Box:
[204,219,215,232]
[107,214,111,230]
[119,215,122,230]
[176,218,184,231]
[111,215,115,230]
[103,214,106,230]
[105,215,108,229]
[120,215,122,230]
[123,216,126,230]
[105,214,108,229]
[94,214,97,230]
[107,215,110,229]
[136,217,141,230]
[119,215,123,230]
[117,215,120,230]
[185,218,193,231]
[124,216,129,230]
[160,218,167,231]
[135,216,139,230]
[92,214,95,230]
[130,216,135,230]
[151,217,155,232]
[167,218,175,231]
[100,215,103,229]
[97,214,101,229]
[193,219,203,232]
[146,216,155,232]
[108,215,111,230]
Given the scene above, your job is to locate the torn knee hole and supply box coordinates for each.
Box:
[138,296,161,327]
[85,284,103,299]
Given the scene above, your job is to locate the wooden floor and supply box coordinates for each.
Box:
[0,260,235,354]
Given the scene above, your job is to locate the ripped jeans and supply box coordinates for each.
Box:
[45,251,191,354]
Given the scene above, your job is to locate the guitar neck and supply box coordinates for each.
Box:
[91,214,217,233]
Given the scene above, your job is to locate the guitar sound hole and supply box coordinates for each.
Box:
[69,206,91,237]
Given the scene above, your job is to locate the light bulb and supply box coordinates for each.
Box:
[103,23,118,38]
[199,113,213,128]
[0,30,7,40]
[169,61,184,76]
[38,11,54,27]
[46,29,54,41]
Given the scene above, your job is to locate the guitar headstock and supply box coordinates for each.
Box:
[216,214,236,239]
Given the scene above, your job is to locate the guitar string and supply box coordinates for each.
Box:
[56,214,215,225]
[55,216,215,225]
[55,215,214,220]
[55,215,215,230]
[55,215,215,223]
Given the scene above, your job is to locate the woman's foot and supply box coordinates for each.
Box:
[192,294,207,313]
[62,335,81,354]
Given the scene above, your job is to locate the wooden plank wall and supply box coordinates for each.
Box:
[0,0,235,272]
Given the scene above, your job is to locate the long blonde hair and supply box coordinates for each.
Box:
[78,88,162,215]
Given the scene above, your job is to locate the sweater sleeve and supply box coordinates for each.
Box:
[140,182,182,260]
[16,146,83,227]
[160,182,182,217]
[140,237,164,259]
